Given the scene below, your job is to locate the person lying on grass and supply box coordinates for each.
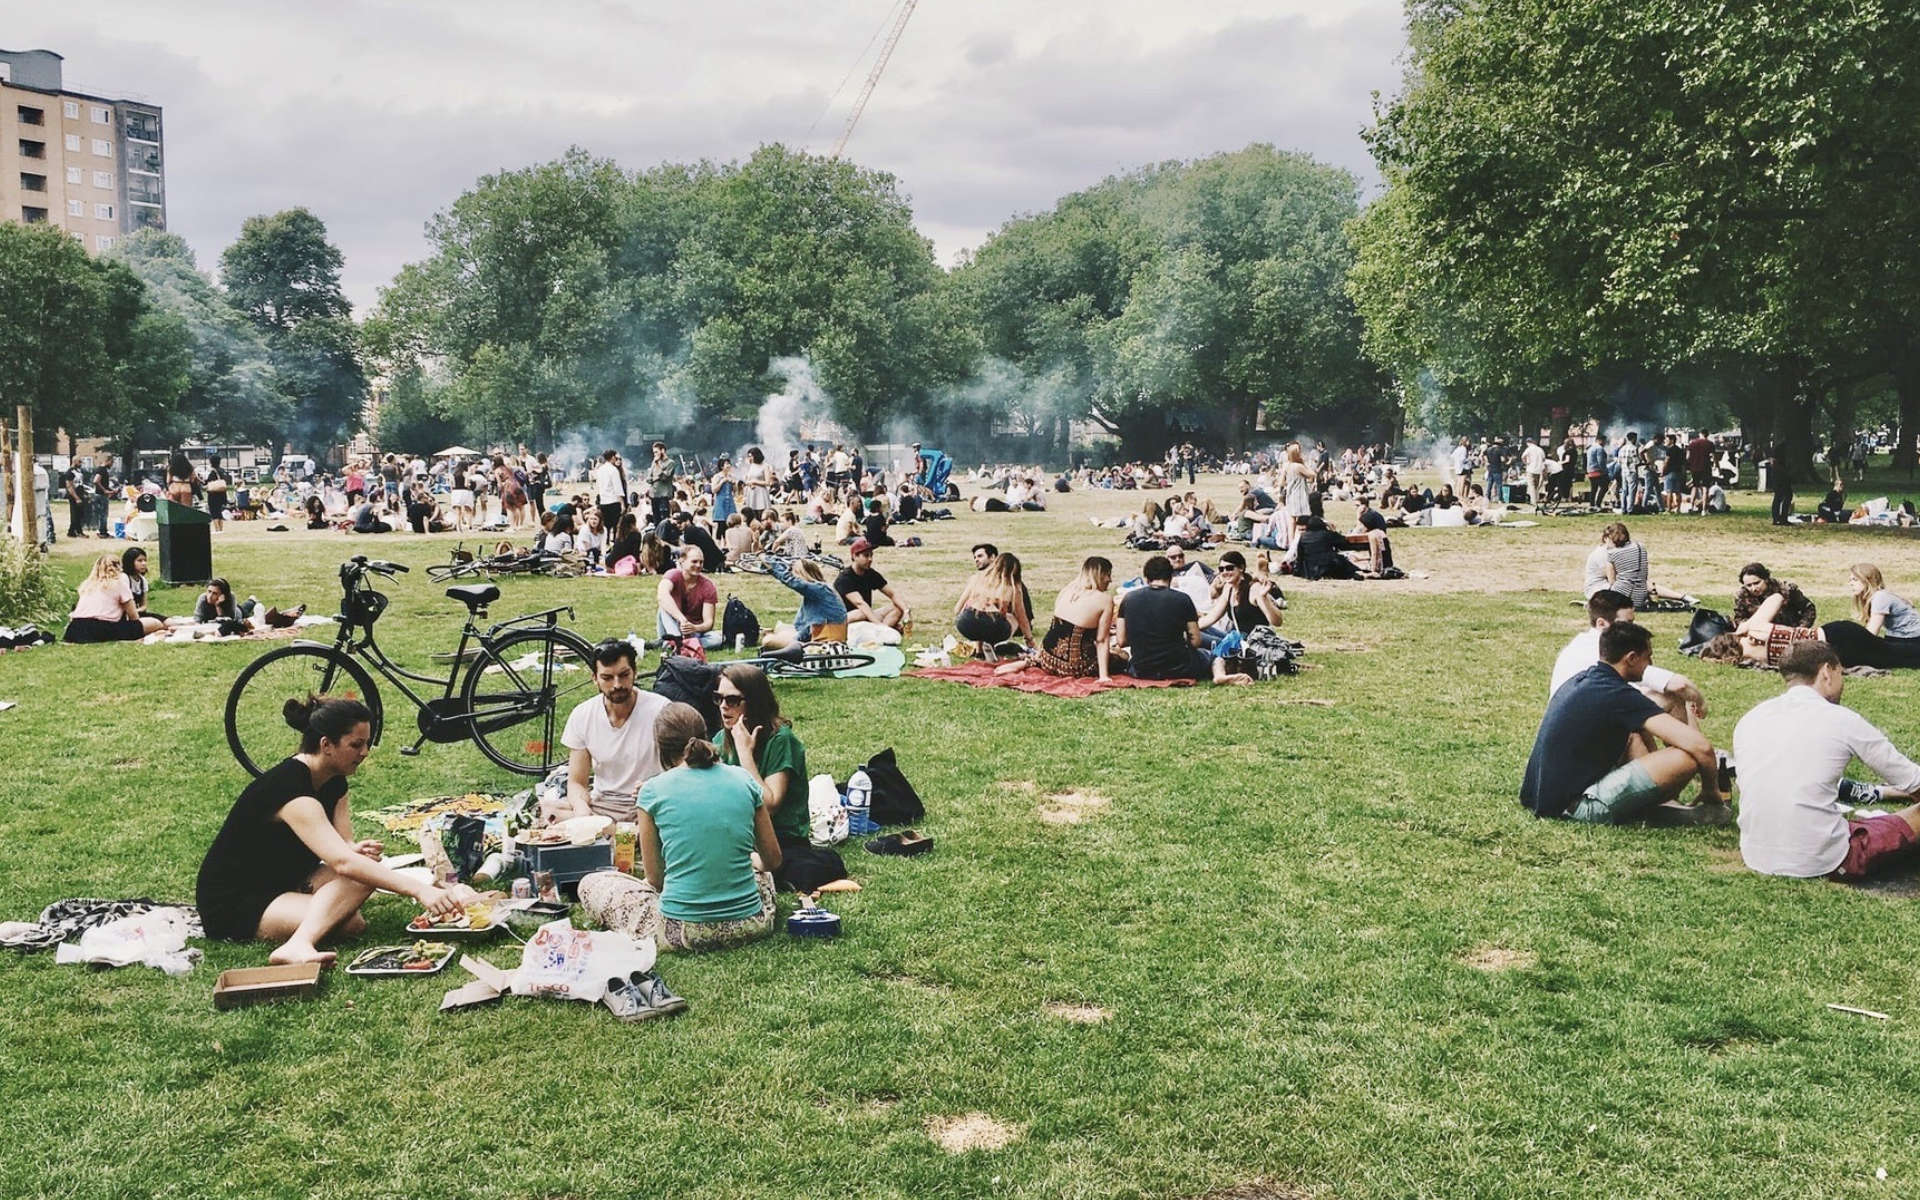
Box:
[192,577,304,630]
[1520,620,1728,824]
[1115,554,1251,685]
[195,696,476,965]
[1733,641,1920,881]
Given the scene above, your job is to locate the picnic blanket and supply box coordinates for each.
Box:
[834,645,904,679]
[0,898,202,952]
[911,660,1193,697]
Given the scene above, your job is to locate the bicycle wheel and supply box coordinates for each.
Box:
[734,553,770,575]
[226,645,384,777]
[780,648,876,678]
[462,627,598,775]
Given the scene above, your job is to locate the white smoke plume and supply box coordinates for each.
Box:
[753,356,842,464]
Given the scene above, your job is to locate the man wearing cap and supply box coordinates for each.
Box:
[834,539,910,631]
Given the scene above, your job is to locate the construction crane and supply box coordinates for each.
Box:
[831,0,918,159]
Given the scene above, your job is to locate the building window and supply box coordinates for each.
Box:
[94,170,112,189]
[18,139,45,159]
[92,138,111,157]
[65,133,81,152]
[68,199,85,217]
[95,203,115,220]
[64,100,80,119]
[96,235,115,251]
[66,166,83,184]
[124,110,161,143]
[91,106,111,124]
[20,173,46,192]
[16,105,43,126]
[22,207,48,223]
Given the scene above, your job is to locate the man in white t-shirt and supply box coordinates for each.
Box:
[1550,589,1705,720]
[593,449,627,534]
[1733,640,1920,879]
[1521,439,1547,507]
[562,641,669,822]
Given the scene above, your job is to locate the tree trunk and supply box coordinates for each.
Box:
[1894,349,1920,476]
[9,406,36,544]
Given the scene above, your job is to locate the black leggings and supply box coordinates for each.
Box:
[1772,486,1794,525]
[955,608,1013,645]
[1822,621,1920,669]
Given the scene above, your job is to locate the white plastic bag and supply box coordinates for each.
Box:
[54,909,201,976]
[808,773,849,846]
[509,919,653,1003]
[846,620,902,647]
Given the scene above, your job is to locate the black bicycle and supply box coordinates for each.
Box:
[224,556,596,777]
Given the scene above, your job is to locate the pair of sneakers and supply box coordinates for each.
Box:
[603,969,687,1023]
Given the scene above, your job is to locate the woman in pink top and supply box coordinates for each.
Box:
[63,554,160,643]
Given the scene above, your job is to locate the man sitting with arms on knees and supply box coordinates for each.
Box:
[1521,620,1727,823]
[1551,589,1708,725]
[563,640,672,823]
[834,538,910,631]
[1115,554,1251,686]
[1733,641,1920,881]
[656,544,722,650]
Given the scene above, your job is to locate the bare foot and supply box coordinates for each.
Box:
[269,941,337,966]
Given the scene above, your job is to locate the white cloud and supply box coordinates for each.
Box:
[15,0,1405,309]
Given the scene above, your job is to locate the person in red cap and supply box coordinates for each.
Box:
[835,538,910,631]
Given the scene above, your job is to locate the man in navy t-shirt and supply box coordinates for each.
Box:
[1520,621,1726,822]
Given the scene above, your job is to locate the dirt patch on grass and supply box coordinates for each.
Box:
[1461,945,1537,971]
[1191,1181,1312,1200]
[1272,697,1336,707]
[1038,790,1112,825]
[1043,1001,1112,1024]
[925,1112,1023,1153]
[1704,846,1747,874]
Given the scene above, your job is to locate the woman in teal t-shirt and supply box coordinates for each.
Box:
[638,702,783,950]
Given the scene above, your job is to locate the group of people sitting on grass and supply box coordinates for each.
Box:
[1525,576,1920,885]
[1695,562,1920,672]
[61,549,304,643]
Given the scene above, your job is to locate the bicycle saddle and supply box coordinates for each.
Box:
[446,583,501,609]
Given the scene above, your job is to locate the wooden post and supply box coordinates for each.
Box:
[10,405,35,545]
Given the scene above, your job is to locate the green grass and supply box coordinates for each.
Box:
[5,479,1920,1199]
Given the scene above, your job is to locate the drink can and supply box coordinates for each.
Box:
[734,633,745,653]
[511,877,533,900]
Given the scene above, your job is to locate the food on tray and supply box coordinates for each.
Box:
[347,941,454,973]
[408,910,470,932]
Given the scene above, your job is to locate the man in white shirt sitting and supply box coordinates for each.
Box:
[1733,641,1920,880]
[562,641,670,823]
[1550,589,1706,722]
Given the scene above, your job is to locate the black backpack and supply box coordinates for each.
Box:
[651,656,724,735]
[862,748,925,826]
[721,595,760,648]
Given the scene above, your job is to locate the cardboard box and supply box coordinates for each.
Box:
[213,963,323,1009]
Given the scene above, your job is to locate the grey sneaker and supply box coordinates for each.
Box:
[1838,779,1885,807]
[630,969,688,1018]
[602,976,650,1023]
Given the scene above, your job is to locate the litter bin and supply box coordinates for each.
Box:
[155,498,212,584]
[1757,463,1770,493]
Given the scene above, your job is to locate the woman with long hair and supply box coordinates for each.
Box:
[1732,562,1817,635]
[1279,442,1315,538]
[166,452,196,507]
[196,696,471,964]
[954,552,1035,654]
[710,456,738,524]
[637,702,783,951]
[761,557,848,650]
[63,554,160,642]
[1198,549,1285,638]
[1582,522,1649,606]
[996,555,1116,681]
[741,447,772,520]
[714,664,812,883]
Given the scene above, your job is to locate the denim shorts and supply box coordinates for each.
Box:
[1569,760,1664,823]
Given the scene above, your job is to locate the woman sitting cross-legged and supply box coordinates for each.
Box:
[63,554,162,643]
[713,664,821,889]
[195,697,474,965]
[637,702,783,951]
[996,555,1116,682]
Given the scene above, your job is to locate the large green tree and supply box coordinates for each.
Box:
[1350,0,1920,466]
[220,208,366,458]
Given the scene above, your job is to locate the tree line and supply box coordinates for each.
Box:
[4,1,1913,475]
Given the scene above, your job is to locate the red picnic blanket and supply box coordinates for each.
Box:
[909,661,1192,697]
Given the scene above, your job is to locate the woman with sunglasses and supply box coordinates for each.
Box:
[713,664,812,885]
[1197,550,1284,643]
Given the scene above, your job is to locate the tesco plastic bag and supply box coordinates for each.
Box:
[509,919,653,1003]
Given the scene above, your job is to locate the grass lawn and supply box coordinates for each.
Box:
[5,468,1920,1199]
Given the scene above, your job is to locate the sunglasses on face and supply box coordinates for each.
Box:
[715,692,745,706]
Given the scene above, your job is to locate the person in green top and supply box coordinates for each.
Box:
[638,702,783,951]
[714,663,809,846]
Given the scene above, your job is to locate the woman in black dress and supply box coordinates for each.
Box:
[196,697,469,965]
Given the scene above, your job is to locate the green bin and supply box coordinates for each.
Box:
[155,498,212,583]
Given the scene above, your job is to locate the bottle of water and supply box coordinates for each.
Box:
[845,768,872,829]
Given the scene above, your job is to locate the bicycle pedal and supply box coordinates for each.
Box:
[398,745,420,757]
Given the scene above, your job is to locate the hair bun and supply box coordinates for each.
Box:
[683,739,719,769]
[282,697,314,732]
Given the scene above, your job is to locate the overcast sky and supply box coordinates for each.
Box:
[15,0,1408,312]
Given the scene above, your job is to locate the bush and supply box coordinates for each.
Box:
[0,536,70,628]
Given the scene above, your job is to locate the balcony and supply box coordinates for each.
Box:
[16,105,43,125]
[20,173,45,192]
[126,145,161,175]
[18,139,45,159]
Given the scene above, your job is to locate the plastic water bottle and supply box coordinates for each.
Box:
[845,768,872,828]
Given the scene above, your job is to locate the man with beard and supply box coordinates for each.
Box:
[562,640,672,823]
